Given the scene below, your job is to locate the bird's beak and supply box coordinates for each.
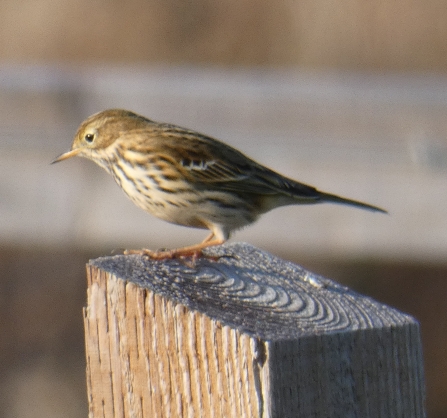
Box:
[51,148,82,164]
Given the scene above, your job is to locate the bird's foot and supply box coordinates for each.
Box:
[124,247,219,262]
[124,238,226,261]
[124,248,184,260]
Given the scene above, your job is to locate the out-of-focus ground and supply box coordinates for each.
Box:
[1,1,447,417]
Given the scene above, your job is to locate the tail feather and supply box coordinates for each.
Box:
[318,191,387,213]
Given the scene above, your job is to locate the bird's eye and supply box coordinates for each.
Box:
[85,133,95,143]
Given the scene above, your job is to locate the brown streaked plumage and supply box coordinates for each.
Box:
[53,109,386,259]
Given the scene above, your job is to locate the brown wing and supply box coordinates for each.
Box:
[151,125,320,199]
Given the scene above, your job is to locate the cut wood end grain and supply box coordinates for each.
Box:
[89,242,416,341]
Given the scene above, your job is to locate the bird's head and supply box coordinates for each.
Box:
[52,109,149,163]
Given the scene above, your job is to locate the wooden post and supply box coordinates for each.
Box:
[83,243,425,418]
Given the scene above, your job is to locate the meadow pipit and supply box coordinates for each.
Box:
[53,109,386,259]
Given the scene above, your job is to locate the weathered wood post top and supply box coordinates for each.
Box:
[84,242,425,418]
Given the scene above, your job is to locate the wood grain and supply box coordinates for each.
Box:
[84,242,425,417]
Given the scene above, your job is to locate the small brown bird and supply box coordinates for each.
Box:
[53,109,386,259]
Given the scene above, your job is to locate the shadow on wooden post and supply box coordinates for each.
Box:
[83,242,425,418]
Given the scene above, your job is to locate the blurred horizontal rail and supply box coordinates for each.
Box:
[0,66,446,261]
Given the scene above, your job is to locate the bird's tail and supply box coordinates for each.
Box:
[318,192,387,213]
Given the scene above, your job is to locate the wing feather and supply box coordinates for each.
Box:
[147,124,320,199]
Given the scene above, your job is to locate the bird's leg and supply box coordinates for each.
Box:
[201,232,216,243]
[124,233,225,260]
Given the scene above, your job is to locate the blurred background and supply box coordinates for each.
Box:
[0,0,446,416]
